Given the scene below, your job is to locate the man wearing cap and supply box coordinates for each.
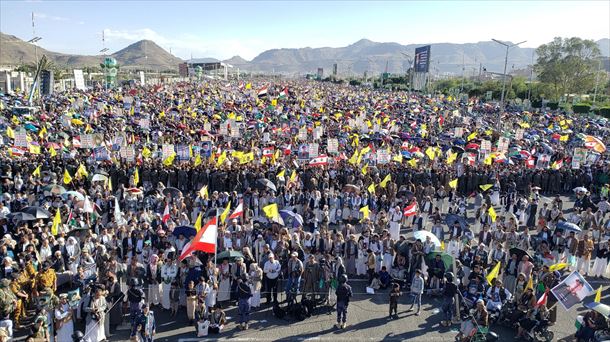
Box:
[33,261,57,296]
[263,254,281,304]
[286,252,303,298]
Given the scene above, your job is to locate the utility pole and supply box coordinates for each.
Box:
[593,58,602,103]
[527,50,534,103]
[492,38,526,114]
[460,52,465,94]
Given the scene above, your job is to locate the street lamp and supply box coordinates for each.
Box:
[492,38,526,113]
[28,36,42,65]
[400,52,413,90]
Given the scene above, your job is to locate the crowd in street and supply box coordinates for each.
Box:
[0,78,609,341]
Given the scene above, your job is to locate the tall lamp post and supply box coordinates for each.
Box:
[492,39,526,113]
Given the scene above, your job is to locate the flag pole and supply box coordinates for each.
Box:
[215,207,219,265]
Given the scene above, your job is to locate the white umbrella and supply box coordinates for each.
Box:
[411,230,441,248]
[573,187,588,193]
[92,174,108,182]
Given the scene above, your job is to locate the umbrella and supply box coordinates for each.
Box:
[509,247,531,261]
[279,209,304,226]
[216,250,244,263]
[451,145,465,153]
[425,252,454,270]
[91,174,108,182]
[556,221,581,233]
[172,226,197,238]
[42,184,67,195]
[585,302,610,318]
[573,187,588,193]
[584,135,606,153]
[125,188,143,195]
[445,214,468,230]
[20,206,52,219]
[396,190,414,199]
[342,184,361,193]
[465,143,480,150]
[7,212,36,223]
[162,187,182,198]
[62,191,85,201]
[411,230,441,247]
[257,178,277,192]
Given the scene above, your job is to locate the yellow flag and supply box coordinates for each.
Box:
[216,151,227,167]
[548,263,568,272]
[199,185,209,200]
[63,169,72,184]
[290,170,297,182]
[32,165,41,178]
[51,208,61,236]
[446,151,458,164]
[448,178,458,189]
[440,241,445,251]
[348,151,358,165]
[361,163,368,175]
[38,126,47,138]
[486,261,501,285]
[560,135,569,142]
[392,154,403,163]
[367,183,376,194]
[29,144,41,154]
[262,203,279,220]
[76,164,88,179]
[359,205,370,222]
[6,127,15,139]
[408,158,418,168]
[245,83,252,90]
[194,154,202,167]
[220,201,231,223]
[488,206,497,222]
[49,146,57,157]
[163,153,176,167]
[380,174,391,188]
[480,184,493,191]
[142,147,152,158]
[107,178,113,191]
[425,147,436,160]
[467,132,477,141]
[277,169,285,178]
[271,99,278,107]
[526,276,534,290]
[194,212,203,232]
[594,286,602,303]
[484,155,493,165]
[133,168,140,186]
[158,111,165,119]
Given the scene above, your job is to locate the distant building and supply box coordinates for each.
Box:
[181,58,233,79]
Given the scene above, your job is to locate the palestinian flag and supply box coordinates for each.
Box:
[279,87,288,99]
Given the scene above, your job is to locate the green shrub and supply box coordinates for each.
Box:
[599,107,610,118]
[547,102,559,110]
[573,104,592,113]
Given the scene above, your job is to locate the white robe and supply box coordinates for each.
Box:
[160,264,177,310]
[55,304,74,342]
[85,297,107,342]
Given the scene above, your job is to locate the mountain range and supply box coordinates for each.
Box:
[1,32,608,76]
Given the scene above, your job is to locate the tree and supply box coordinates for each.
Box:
[534,37,601,101]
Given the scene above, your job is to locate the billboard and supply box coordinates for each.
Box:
[414,45,431,73]
[317,68,324,79]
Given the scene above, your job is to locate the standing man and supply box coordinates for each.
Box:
[134,303,156,342]
[263,254,281,304]
[335,274,352,329]
[407,269,424,315]
[286,252,303,300]
[237,274,252,330]
[576,233,594,276]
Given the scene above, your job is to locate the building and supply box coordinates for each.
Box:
[181,58,233,79]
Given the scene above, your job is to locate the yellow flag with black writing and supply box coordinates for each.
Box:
[194,212,203,232]
[63,169,72,184]
[448,178,458,189]
[367,183,375,194]
[488,206,497,222]
[133,168,140,186]
[32,165,41,178]
[359,205,370,223]
[486,261,501,285]
[220,201,231,223]
[51,208,61,235]
[380,174,391,188]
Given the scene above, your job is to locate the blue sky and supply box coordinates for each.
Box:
[1,1,608,60]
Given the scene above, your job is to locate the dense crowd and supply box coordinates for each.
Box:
[0,79,609,342]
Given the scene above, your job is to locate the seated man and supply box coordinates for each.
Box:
[378,266,391,290]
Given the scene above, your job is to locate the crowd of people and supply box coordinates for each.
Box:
[0,78,609,341]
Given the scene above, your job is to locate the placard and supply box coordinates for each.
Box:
[297,144,309,160]
[572,148,587,169]
[480,140,492,155]
[230,125,240,138]
[313,127,323,140]
[497,137,510,153]
[14,130,28,148]
[94,146,109,161]
[139,118,150,130]
[204,122,211,132]
[200,141,212,157]
[162,144,175,160]
[515,128,524,140]
[327,138,338,154]
[454,127,464,138]
[537,154,551,169]
[73,69,86,90]
[377,149,390,164]
[176,145,190,161]
[80,134,94,149]
[308,143,319,158]
[219,123,228,135]
[298,127,307,141]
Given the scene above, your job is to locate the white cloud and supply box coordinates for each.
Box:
[102,28,267,60]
